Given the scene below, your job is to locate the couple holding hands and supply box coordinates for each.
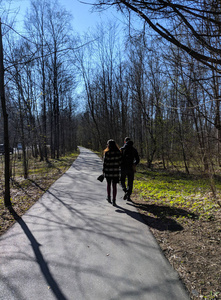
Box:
[103,137,140,206]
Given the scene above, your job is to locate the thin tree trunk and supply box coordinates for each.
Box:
[0,20,11,207]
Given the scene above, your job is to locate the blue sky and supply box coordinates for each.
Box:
[3,0,122,34]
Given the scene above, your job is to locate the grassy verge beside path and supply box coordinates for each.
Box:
[132,163,221,300]
[0,152,79,236]
[134,164,220,221]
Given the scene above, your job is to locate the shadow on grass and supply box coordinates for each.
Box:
[135,203,198,219]
[28,179,47,192]
[10,178,30,194]
[10,178,47,198]
[115,202,182,232]
[138,163,221,184]
[129,202,198,232]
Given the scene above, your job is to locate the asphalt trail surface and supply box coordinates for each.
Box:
[0,147,190,300]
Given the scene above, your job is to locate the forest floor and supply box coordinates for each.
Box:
[132,194,221,300]
[131,160,221,300]
[0,155,220,300]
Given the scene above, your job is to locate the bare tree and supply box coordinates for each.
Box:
[93,0,221,70]
[24,0,76,159]
[25,0,49,161]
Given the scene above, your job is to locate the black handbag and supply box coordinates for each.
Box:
[97,174,104,182]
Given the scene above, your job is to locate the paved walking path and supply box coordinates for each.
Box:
[0,147,190,300]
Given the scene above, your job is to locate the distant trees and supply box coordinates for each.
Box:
[88,0,221,175]
[76,23,124,149]
[3,0,78,160]
[24,0,77,159]
[77,5,221,177]
[0,0,79,206]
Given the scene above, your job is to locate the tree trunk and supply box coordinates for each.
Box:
[0,20,11,207]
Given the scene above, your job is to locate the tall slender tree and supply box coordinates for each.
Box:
[0,20,11,207]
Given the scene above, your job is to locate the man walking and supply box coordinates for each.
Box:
[120,137,140,201]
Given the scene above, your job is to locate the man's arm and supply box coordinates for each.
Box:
[134,149,140,165]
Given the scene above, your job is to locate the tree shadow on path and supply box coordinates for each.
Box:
[115,201,197,232]
[8,207,67,300]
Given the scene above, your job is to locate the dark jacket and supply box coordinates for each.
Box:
[103,150,122,180]
[121,141,140,170]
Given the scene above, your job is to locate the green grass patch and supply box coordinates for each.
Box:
[134,163,221,221]
[1,152,79,192]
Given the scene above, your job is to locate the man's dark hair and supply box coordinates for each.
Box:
[125,137,130,142]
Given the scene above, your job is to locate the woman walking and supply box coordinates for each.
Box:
[103,140,121,206]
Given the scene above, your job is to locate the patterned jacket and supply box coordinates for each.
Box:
[103,150,122,179]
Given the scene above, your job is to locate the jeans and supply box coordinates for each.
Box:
[121,168,134,196]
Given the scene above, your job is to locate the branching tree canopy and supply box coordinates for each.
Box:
[92,0,221,71]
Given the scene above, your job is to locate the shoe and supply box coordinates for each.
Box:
[123,192,128,200]
[112,199,116,206]
[106,197,111,203]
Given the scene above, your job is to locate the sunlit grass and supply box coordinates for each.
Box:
[0,151,79,201]
[0,151,79,236]
[134,163,221,220]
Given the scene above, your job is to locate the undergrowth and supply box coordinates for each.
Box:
[134,163,221,221]
[0,152,79,209]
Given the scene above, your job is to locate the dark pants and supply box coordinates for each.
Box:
[121,168,134,196]
[106,178,118,200]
